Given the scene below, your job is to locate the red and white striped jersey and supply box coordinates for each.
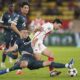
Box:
[33,22,53,42]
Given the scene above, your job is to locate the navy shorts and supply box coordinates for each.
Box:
[20,54,43,70]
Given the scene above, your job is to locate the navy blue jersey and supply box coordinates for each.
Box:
[2,12,17,33]
[12,13,28,31]
[2,12,18,47]
[15,37,33,54]
[11,13,29,38]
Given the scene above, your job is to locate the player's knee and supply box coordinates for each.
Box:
[20,61,28,68]
[43,49,54,58]
[34,54,41,61]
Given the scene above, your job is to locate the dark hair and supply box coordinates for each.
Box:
[53,19,62,24]
[20,2,30,8]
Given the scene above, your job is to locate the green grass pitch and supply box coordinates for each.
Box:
[0,47,80,80]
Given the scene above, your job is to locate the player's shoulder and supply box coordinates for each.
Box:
[17,13,25,20]
[13,12,18,16]
[42,22,53,27]
[18,13,24,17]
[42,22,53,30]
[12,13,19,21]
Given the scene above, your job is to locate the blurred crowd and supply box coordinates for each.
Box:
[29,0,80,19]
[0,0,80,32]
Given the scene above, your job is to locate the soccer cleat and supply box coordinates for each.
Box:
[66,59,74,69]
[50,70,61,77]
[16,69,23,75]
[1,62,6,68]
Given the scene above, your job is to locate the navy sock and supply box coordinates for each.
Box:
[2,53,7,62]
[0,62,22,75]
[9,62,22,72]
[50,62,65,68]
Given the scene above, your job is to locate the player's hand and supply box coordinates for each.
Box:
[31,38,38,47]
[40,27,43,31]
[19,33,23,39]
[31,42,34,47]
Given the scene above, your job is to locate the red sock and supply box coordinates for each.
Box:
[48,57,54,72]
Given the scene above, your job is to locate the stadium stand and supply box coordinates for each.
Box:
[0,0,80,31]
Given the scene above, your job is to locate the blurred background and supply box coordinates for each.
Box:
[0,0,80,48]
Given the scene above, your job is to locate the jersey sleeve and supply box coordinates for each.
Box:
[42,22,53,34]
[11,14,19,25]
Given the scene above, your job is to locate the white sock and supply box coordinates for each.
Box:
[6,68,9,72]
[65,63,69,68]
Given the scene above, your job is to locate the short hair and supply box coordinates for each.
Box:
[53,19,62,24]
[20,2,30,8]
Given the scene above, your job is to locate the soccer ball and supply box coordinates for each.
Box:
[68,68,78,77]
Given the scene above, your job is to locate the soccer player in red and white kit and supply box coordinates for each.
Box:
[32,19,63,76]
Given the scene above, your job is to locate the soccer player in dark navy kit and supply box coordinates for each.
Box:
[0,30,74,76]
[0,2,30,68]
[11,2,30,39]
[0,3,18,68]
[9,2,31,60]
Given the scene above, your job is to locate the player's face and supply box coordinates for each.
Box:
[21,30,29,38]
[9,4,15,12]
[21,5,29,15]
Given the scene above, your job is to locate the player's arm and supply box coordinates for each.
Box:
[34,26,41,32]
[0,23,10,29]
[5,44,18,53]
[32,37,38,47]
[11,15,22,38]
[0,13,10,29]
[34,26,43,32]
[5,38,21,53]
[11,23,22,37]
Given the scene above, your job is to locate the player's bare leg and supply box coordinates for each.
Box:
[34,53,41,60]
[42,48,61,77]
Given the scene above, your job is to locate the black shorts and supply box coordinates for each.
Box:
[20,54,43,70]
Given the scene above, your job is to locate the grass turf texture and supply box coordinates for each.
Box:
[0,47,80,80]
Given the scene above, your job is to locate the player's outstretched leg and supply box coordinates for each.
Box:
[43,48,61,77]
[0,62,22,75]
[50,59,74,69]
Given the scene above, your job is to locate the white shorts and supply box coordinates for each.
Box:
[33,40,47,54]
